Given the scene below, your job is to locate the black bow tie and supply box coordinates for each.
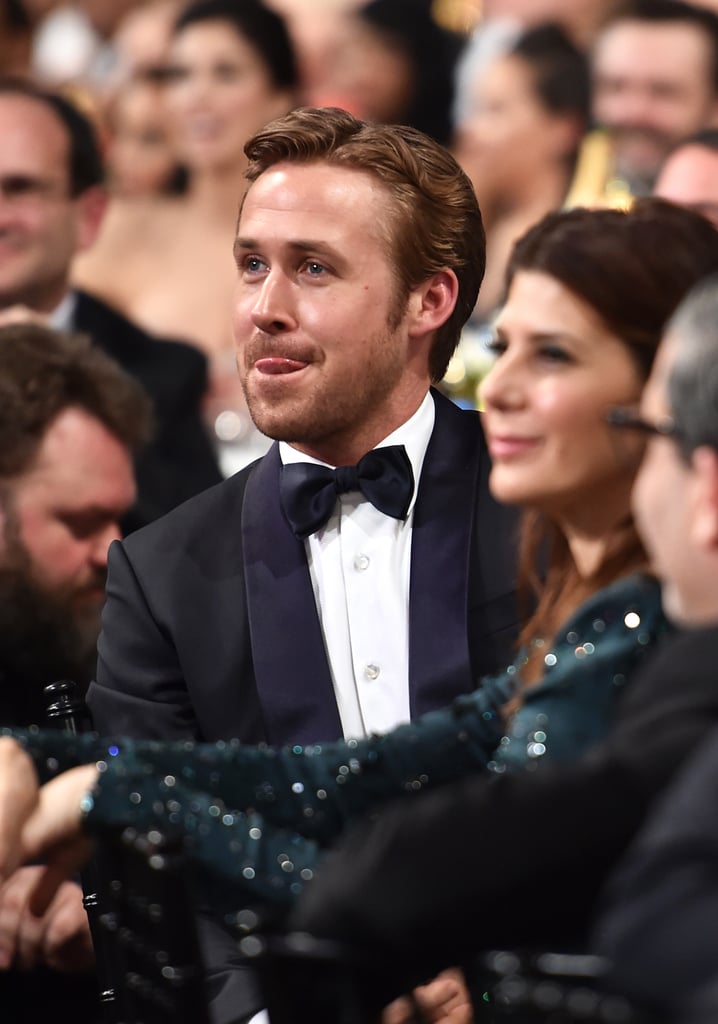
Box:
[280,445,415,539]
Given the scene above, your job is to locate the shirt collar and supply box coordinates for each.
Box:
[47,291,77,332]
[279,390,435,512]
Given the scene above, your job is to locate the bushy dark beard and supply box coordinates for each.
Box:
[0,557,104,727]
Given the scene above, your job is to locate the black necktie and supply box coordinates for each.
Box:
[280,445,415,539]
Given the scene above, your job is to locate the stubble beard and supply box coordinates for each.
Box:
[240,314,409,452]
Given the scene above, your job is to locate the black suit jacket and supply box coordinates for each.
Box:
[290,626,718,1002]
[73,290,222,533]
[88,389,519,745]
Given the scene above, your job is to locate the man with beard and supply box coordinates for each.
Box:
[570,0,718,205]
[0,321,148,1020]
[86,106,519,1024]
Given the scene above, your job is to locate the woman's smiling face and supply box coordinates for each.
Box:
[480,269,646,530]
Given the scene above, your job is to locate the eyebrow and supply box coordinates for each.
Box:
[494,326,581,345]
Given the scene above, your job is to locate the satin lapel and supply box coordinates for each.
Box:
[242,445,342,744]
[409,391,483,716]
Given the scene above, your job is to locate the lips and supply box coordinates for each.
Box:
[488,435,540,459]
[254,356,309,375]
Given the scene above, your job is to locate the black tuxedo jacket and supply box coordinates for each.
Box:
[291,626,718,1001]
[73,290,222,533]
[88,389,519,746]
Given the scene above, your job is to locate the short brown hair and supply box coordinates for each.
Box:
[0,323,151,477]
[243,106,486,382]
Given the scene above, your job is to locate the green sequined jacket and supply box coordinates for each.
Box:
[10,573,666,912]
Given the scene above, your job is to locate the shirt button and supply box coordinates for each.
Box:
[354,554,370,571]
[364,664,380,680]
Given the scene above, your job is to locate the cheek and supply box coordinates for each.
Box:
[20,525,83,583]
[632,454,663,539]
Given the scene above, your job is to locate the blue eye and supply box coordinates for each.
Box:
[243,256,266,274]
[305,261,326,276]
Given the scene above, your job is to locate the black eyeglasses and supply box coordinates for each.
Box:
[606,406,682,440]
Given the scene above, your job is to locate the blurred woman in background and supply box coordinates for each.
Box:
[73,0,299,468]
[454,22,590,320]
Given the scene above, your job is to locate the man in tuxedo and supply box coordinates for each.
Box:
[0,77,222,533]
[289,273,718,1007]
[0,322,148,1020]
[87,106,520,1021]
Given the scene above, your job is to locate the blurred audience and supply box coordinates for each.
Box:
[454,22,589,320]
[0,77,221,530]
[109,0,183,87]
[654,129,718,227]
[72,0,300,472]
[569,0,718,207]
[479,0,622,47]
[319,0,464,145]
[104,72,184,198]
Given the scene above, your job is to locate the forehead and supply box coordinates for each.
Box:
[171,18,266,64]
[594,20,712,80]
[497,270,605,333]
[0,95,70,174]
[238,161,393,247]
[13,407,134,509]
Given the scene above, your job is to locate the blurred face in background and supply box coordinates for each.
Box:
[455,53,580,204]
[480,269,646,532]
[106,78,178,196]
[325,16,414,124]
[164,19,294,173]
[0,95,103,312]
[593,19,718,189]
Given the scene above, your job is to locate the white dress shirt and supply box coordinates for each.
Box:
[279,391,435,740]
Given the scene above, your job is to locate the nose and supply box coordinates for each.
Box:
[250,270,298,335]
[610,86,654,129]
[89,522,122,569]
[479,350,527,412]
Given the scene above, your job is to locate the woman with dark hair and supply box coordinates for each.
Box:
[73,0,299,467]
[4,200,718,924]
[455,22,590,319]
[324,0,464,146]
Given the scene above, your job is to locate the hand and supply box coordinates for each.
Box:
[0,738,40,879]
[21,764,99,916]
[382,968,473,1024]
[0,868,94,972]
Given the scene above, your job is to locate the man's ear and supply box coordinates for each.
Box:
[406,269,459,339]
[73,186,108,255]
[690,446,718,551]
